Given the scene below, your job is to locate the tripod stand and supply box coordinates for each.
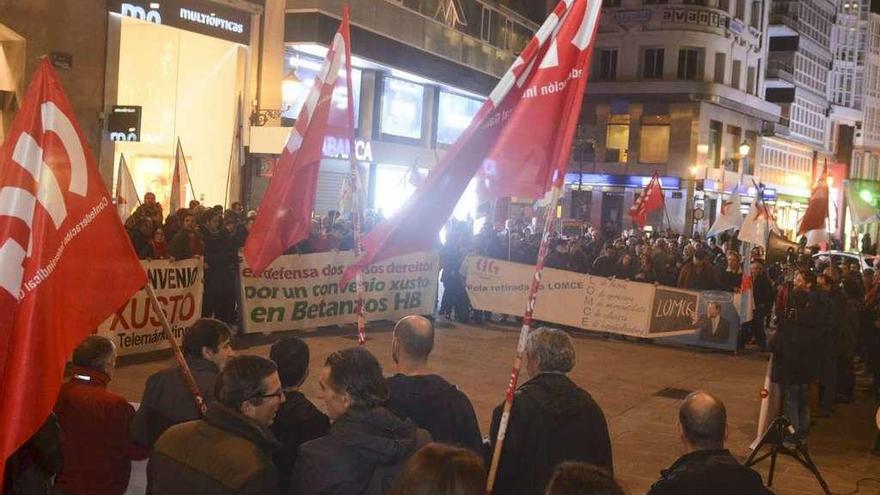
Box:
[746,407,831,494]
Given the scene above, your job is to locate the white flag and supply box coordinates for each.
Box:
[738,200,772,248]
[115,154,140,222]
[707,191,742,236]
[170,139,192,212]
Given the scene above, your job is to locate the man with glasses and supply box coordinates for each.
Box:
[148,355,285,495]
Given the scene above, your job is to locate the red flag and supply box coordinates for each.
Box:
[627,173,665,228]
[0,59,146,479]
[342,0,601,284]
[244,11,353,273]
[797,163,829,236]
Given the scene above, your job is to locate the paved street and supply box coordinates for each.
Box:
[113,321,880,495]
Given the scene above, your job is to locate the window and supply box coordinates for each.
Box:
[380,76,424,140]
[642,48,664,79]
[747,66,756,95]
[281,52,363,126]
[639,114,670,164]
[731,60,742,90]
[677,48,701,80]
[717,0,730,11]
[714,52,726,84]
[605,114,630,163]
[594,49,618,81]
[708,121,723,168]
[750,1,762,29]
[437,91,483,145]
[735,0,745,19]
[724,125,742,171]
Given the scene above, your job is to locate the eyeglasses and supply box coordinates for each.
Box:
[249,388,284,401]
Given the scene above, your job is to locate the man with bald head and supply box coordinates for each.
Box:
[385,315,483,454]
[647,391,773,495]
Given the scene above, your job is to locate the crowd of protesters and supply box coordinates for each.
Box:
[4,315,775,495]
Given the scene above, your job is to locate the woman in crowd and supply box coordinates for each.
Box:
[390,444,485,495]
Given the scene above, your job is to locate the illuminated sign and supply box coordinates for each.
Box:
[108,0,251,44]
[322,136,373,162]
[108,105,142,142]
[564,173,681,190]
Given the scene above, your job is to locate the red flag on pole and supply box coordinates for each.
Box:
[342,0,602,285]
[797,162,829,236]
[244,12,353,273]
[627,172,664,228]
[0,59,146,480]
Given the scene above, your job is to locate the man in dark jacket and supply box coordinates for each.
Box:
[269,337,330,493]
[771,269,825,440]
[385,316,483,454]
[54,335,149,495]
[131,318,234,448]
[293,347,431,495]
[149,355,285,495]
[647,391,772,495]
[742,260,774,351]
[489,327,612,495]
[168,211,204,260]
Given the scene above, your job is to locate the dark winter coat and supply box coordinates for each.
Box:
[131,356,220,448]
[591,255,618,277]
[646,449,773,495]
[717,268,743,292]
[772,288,826,384]
[489,373,613,495]
[54,368,149,495]
[752,272,774,315]
[270,391,330,494]
[148,403,281,495]
[2,413,62,495]
[292,407,431,495]
[386,374,483,455]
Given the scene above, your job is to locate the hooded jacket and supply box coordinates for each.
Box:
[292,407,431,495]
[271,391,330,494]
[386,374,483,455]
[489,373,612,495]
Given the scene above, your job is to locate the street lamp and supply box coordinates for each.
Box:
[738,141,751,157]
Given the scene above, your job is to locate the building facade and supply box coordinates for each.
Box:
[246,0,543,222]
[572,0,779,235]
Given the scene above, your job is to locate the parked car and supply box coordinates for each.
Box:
[812,251,875,271]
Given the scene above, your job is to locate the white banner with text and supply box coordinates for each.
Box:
[239,251,439,334]
[98,258,204,356]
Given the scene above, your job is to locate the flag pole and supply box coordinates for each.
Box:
[144,282,207,416]
[486,185,562,494]
[177,138,198,206]
[341,7,367,346]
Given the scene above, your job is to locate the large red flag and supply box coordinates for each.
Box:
[342,0,601,284]
[628,173,665,228]
[244,12,353,273]
[797,162,829,236]
[0,59,146,478]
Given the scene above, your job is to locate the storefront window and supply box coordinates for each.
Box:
[437,90,483,145]
[639,114,670,164]
[281,52,362,127]
[605,114,630,163]
[112,16,247,210]
[381,76,425,140]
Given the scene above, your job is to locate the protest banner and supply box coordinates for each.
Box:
[465,256,697,338]
[239,251,438,334]
[98,259,204,356]
[656,290,741,352]
[649,287,700,337]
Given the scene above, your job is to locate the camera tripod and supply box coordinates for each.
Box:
[745,413,831,495]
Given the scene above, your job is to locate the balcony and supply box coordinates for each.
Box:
[765,58,796,86]
[761,118,791,137]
